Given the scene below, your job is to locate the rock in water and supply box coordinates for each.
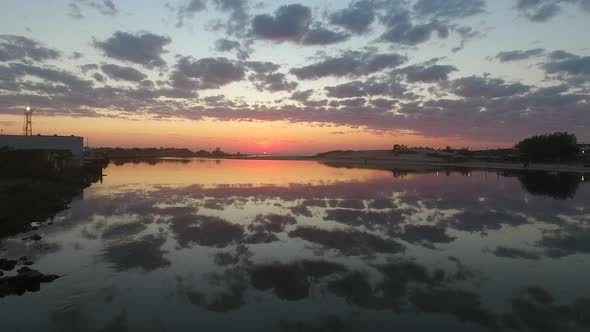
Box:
[22,234,42,241]
[0,267,60,298]
[0,258,17,271]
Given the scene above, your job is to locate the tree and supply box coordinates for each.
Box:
[515,132,579,161]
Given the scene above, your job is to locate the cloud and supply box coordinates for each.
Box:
[413,0,486,20]
[541,52,590,85]
[93,31,171,68]
[514,0,590,22]
[290,89,314,102]
[325,79,405,99]
[1,35,588,145]
[300,27,351,45]
[336,97,367,108]
[244,60,279,74]
[70,51,84,60]
[176,0,207,27]
[538,225,590,257]
[445,75,531,98]
[372,0,484,47]
[172,56,245,90]
[0,35,61,62]
[172,56,248,90]
[100,64,147,82]
[492,246,541,260]
[1,65,587,142]
[250,261,346,301]
[329,0,376,34]
[380,10,449,45]
[214,38,240,52]
[243,60,298,92]
[451,26,481,53]
[290,51,407,80]
[0,60,203,116]
[392,224,455,248]
[410,288,498,329]
[68,0,118,19]
[101,234,170,272]
[185,0,207,12]
[6,62,94,92]
[288,89,329,107]
[92,72,105,82]
[547,50,577,60]
[252,4,312,41]
[371,98,398,109]
[495,48,545,62]
[212,0,250,35]
[168,214,244,248]
[398,64,458,82]
[325,81,365,98]
[245,214,297,243]
[80,63,99,73]
[214,38,251,60]
[252,72,297,92]
[507,287,590,331]
[543,54,590,76]
[515,0,561,22]
[289,226,405,256]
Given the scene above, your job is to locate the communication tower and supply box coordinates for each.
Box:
[23,106,34,136]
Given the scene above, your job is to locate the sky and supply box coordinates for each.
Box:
[0,0,589,154]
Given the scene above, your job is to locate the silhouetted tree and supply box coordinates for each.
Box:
[515,132,579,161]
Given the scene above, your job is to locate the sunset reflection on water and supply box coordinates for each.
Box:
[1,160,589,332]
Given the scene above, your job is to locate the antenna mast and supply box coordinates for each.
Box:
[23,106,34,136]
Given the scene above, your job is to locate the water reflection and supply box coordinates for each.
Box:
[510,171,581,200]
[0,159,589,331]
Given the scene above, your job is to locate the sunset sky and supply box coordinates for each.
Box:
[0,0,589,154]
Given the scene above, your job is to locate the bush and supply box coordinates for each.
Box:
[515,132,579,161]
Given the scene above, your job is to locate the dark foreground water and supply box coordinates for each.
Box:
[1,159,589,332]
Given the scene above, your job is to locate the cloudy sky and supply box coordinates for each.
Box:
[0,0,589,153]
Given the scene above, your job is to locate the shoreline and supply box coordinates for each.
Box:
[108,155,590,173]
[224,156,590,173]
[312,158,590,173]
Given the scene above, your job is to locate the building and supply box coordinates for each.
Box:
[0,135,84,164]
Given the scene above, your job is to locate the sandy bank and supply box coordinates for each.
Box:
[239,149,590,173]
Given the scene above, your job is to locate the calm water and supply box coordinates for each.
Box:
[1,159,589,332]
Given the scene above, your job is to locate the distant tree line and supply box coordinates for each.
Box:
[93,147,238,158]
[94,147,195,158]
[515,132,579,161]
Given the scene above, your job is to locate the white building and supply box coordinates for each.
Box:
[0,135,84,161]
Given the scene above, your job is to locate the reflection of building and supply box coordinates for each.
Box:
[391,170,408,178]
[0,135,84,164]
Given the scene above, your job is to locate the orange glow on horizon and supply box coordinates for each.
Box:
[0,114,512,154]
